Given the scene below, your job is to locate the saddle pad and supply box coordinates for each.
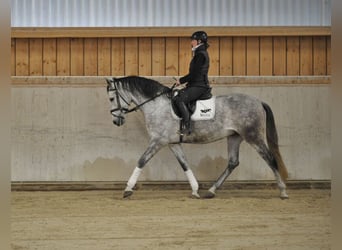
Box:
[171,97,216,121]
[191,96,216,121]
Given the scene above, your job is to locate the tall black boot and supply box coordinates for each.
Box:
[177,102,192,135]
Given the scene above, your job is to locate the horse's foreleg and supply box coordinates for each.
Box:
[169,144,200,198]
[204,134,242,199]
[123,141,163,198]
[124,167,142,198]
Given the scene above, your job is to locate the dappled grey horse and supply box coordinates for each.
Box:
[106,76,289,199]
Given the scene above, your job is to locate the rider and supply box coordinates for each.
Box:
[173,31,211,135]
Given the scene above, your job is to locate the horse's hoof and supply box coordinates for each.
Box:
[203,191,216,199]
[280,191,289,200]
[123,191,133,199]
[190,192,201,199]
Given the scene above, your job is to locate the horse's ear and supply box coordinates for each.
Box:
[106,78,117,86]
[106,78,115,91]
[105,78,111,85]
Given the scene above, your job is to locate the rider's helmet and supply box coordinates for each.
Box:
[191,31,208,43]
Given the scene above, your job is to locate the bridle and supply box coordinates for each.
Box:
[108,80,130,120]
[107,78,173,119]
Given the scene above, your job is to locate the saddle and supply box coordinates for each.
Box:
[171,88,216,121]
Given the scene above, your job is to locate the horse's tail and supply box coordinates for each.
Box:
[262,102,288,181]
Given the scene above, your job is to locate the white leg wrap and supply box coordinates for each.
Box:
[185,169,199,192]
[208,186,216,194]
[125,167,142,191]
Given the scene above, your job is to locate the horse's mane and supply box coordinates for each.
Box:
[116,76,170,98]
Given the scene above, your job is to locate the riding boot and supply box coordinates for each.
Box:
[177,102,192,135]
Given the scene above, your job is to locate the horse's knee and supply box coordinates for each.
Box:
[228,160,239,171]
[137,158,145,168]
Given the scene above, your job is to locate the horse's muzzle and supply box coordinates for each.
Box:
[110,109,125,126]
[113,116,125,126]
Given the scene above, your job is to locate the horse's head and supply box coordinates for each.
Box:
[106,78,131,126]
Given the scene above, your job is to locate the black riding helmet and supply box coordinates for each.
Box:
[191,31,208,43]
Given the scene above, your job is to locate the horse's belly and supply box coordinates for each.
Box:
[183,128,236,144]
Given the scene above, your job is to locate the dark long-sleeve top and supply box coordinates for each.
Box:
[179,44,210,88]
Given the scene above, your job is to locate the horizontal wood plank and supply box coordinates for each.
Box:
[11,76,331,86]
[11,26,331,38]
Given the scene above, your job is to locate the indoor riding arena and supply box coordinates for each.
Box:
[11,0,331,249]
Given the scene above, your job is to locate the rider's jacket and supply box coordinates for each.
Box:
[179,44,210,88]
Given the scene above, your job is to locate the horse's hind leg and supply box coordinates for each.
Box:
[204,134,243,199]
[250,139,288,199]
[169,144,200,198]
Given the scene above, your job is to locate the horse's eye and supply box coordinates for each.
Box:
[109,97,114,102]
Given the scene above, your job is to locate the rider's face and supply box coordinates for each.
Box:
[191,39,198,48]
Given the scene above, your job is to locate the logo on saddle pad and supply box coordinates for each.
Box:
[201,108,211,113]
[172,97,216,121]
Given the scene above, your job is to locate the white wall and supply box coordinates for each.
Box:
[11,0,331,27]
[11,83,331,182]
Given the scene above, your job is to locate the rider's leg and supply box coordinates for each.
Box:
[173,87,208,135]
[173,92,191,135]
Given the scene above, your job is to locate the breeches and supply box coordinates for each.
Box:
[173,86,209,105]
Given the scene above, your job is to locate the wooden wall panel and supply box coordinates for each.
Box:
[70,38,84,76]
[209,37,220,76]
[152,38,165,76]
[300,37,313,75]
[43,38,57,76]
[260,37,273,75]
[287,36,300,76]
[246,37,260,76]
[98,38,111,76]
[327,37,331,75]
[233,37,246,75]
[125,38,138,75]
[84,38,98,76]
[11,39,16,76]
[219,37,232,75]
[313,36,327,75]
[273,37,286,75]
[11,30,331,79]
[138,38,152,76]
[29,38,43,76]
[15,38,29,76]
[57,38,70,76]
[179,37,191,76]
[165,38,179,76]
[111,38,125,76]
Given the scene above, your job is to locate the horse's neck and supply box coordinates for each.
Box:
[134,94,169,115]
[130,93,147,107]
